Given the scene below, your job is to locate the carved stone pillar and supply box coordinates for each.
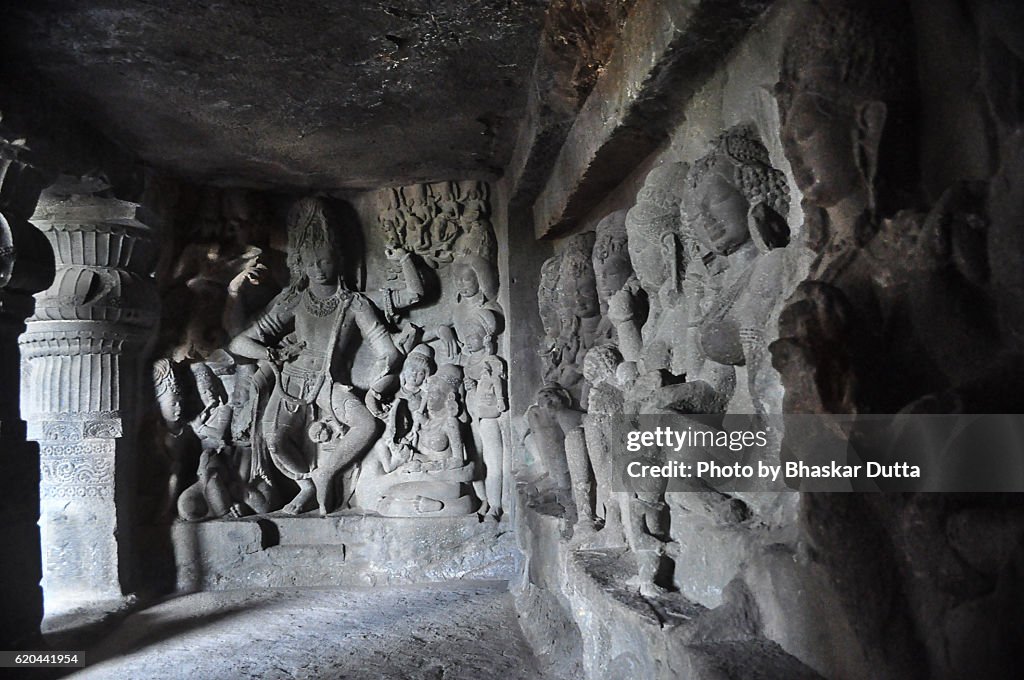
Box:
[20,181,159,603]
[0,133,54,646]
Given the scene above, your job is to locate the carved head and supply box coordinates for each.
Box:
[461,307,500,353]
[559,232,599,319]
[222,189,268,248]
[458,180,488,219]
[583,344,623,385]
[535,383,572,411]
[432,181,457,207]
[538,254,563,339]
[683,125,790,257]
[625,162,689,294]
[426,363,464,415]
[458,180,486,202]
[776,0,916,218]
[401,344,435,393]
[592,210,632,304]
[153,358,185,429]
[452,254,497,301]
[287,197,342,286]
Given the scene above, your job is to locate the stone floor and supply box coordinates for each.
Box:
[67,582,551,680]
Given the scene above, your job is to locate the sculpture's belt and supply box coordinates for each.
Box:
[282,363,323,378]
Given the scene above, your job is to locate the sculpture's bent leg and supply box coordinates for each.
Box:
[285,479,317,515]
[313,390,381,516]
[261,388,318,515]
[177,480,209,521]
[197,450,234,518]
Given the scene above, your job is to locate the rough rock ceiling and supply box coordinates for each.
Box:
[1,0,549,190]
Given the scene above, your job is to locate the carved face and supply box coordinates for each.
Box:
[692,171,750,256]
[780,93,861,208]
[455,265,480,298]
[627,236,667,294]
[156,384,184,429]
[426,375,455,414]
[593,235,632,302]
[401,361,429,393]
[461,320,491,352]
[569,272,600,319]
[303,247,339,285]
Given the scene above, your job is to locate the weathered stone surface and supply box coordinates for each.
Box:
[0,0,549,190]
[171,515,516,591]
[71,583,552,680]
[506,1,636,210]
[513,497,822,680]
[533,0,775,238]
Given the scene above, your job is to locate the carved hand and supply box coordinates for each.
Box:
[365,389,386,418]
[436,325,460,360]
[607,287,637,324]
[228,258,269,295]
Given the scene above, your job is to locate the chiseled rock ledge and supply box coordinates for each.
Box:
[170,513,517,592]
[513,490,822,679]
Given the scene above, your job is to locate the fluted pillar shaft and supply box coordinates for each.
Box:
[20,189,159,603]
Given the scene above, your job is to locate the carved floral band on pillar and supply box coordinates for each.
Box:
[19,175,158,601]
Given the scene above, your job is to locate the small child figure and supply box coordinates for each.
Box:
[374,343,435,473]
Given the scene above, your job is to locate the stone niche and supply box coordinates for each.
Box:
[510,0,1024,679]
[142,180,515,591]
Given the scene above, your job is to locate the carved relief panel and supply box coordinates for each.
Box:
[149,183,507,523]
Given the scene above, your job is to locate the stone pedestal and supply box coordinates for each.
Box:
[20,190,159,604]
[165,514,517,592]
[512,490,823,680]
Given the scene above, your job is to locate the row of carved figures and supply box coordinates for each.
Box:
[521,3,1023,675]
[524,122,799,594]
[524,35,1007,597]
[153,193,508,522]
[377,180,496,266]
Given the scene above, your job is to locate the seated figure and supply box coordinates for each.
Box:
[153,357,278,521]
[357,362,479,517]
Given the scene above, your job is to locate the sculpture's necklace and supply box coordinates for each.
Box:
[305,287,341,317]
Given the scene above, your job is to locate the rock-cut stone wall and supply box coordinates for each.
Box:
[510,0,1024,678]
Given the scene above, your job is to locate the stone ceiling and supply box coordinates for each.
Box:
[1,0,549,191]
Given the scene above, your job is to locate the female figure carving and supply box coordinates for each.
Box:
[367,363,478,517]
[679,124,795,419]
